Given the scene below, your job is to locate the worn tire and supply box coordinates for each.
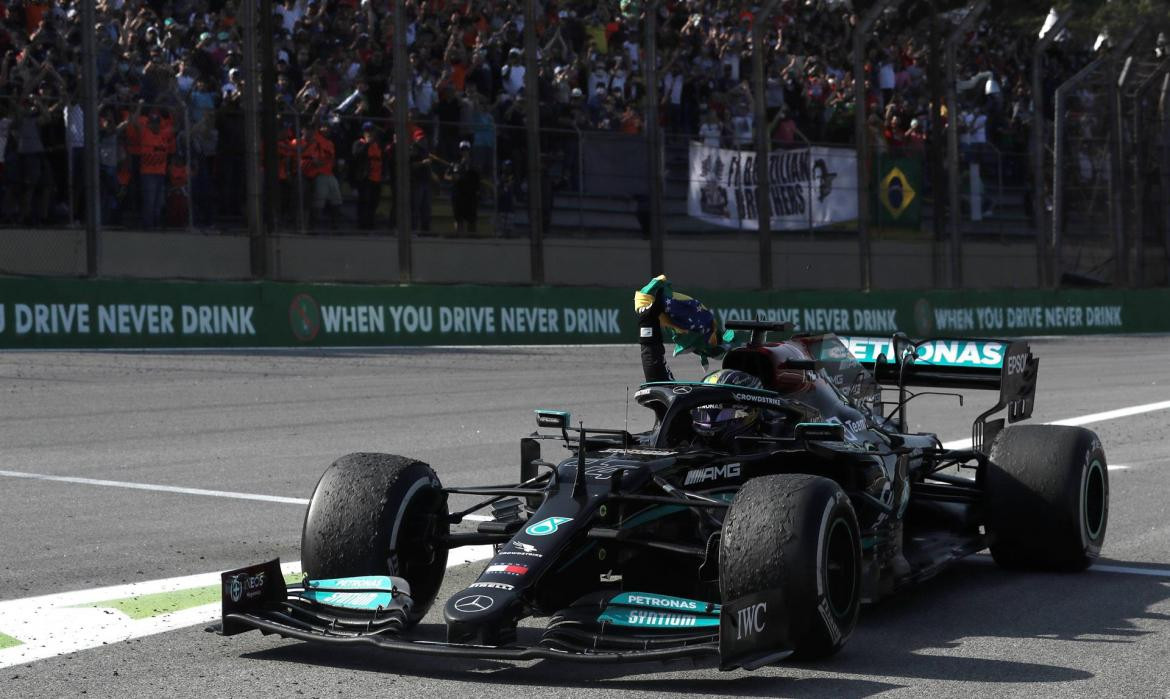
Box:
[301,453,449,625]
[720,474,861,660]
[985,425,1108,571]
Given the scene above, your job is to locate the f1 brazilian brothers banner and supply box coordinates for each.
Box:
[688,141,858,230]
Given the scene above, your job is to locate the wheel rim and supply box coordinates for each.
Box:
[1084,459,1105,541]
[825,517,858,618]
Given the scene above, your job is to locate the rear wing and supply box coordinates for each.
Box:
[838,335,1038,452]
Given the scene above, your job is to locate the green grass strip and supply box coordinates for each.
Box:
[0,632,22,649]
[77,572,302,620]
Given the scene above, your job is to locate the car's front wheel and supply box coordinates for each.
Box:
[720,474,862,660]
[300,453,449,626]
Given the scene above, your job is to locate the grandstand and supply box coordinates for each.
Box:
[0,0,1167,288]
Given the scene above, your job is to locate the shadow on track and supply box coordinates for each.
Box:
[236,557,1170,696]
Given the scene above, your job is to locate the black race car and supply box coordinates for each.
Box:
[219,321,1109,670]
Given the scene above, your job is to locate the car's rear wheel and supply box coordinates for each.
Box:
[301,453,449,626]
[720,474,861,660]
[985,425,1108,571]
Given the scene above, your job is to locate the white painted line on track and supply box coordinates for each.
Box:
[0,470,312,505]
[2,399,1165,505]
[0,544,497,669]
[940,398,1170,450]
[1090,564,1170,578]
[967,554,1170,579]
[0,470,495,520]
[1048,400,1170,427]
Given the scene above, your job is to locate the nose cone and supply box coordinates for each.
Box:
[444,587,519,645]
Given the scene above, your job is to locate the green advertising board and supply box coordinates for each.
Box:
[0,277,1167,350]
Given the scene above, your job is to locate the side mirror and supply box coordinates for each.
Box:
[535,409,570,430]
[794,422,845,442]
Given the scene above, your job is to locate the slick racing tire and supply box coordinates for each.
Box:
[720,474,862,660]
[301,453,449,626]
[985,425,1108,572]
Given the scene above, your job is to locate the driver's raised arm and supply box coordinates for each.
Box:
[635,281,674,384]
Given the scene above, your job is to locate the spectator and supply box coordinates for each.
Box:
[302,124,340,231]
[408,128,433,232]
[132,106,175,229]
[11,96,47,224]
[698,107,723,148]
[63,84,84,222]
[189,111,218,228]
[501,47,526,97]
[96,109,124,226]
[351,121,383,229]
[446,140,481,233]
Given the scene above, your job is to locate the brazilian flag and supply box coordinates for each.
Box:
[873,155,922,228]
[634,275,735,367]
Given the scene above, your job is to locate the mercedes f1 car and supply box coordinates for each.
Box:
[220,321,1109,670]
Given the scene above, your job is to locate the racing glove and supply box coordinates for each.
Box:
[635,275,673,383]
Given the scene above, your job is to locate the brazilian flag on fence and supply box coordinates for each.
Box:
[873,154,922,228]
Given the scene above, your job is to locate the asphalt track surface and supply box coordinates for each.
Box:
[1,337,1169,698]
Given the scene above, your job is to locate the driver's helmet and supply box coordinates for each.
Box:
[691,369,764,443]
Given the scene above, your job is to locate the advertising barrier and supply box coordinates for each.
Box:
[0,277,1167,350]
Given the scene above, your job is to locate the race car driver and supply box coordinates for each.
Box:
[635,280,775,450]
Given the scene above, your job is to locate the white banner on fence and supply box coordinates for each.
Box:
[687,142,858,230]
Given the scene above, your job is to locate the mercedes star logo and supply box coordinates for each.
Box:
[672,386,692,394]
[454,594,494,613]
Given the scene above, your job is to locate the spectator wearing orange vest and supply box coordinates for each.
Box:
[351,122,382,229]
[302,125,340,230]
[137,108,175,229]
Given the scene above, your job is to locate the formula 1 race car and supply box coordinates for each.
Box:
[219,321,1109,670]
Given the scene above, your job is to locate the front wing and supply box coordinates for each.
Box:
[219,559,788,670]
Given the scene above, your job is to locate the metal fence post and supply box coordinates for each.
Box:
[945,0,987,290]
[852,0,903,291]
[241,0,264,278]
[393,0,412,281]
[294,112,305,234]
[852,16,869,291]
[1161,73,1170,279]
[753,0,779,290]
[1114,56,1132,287]
[184,104,194,231]
[1032,11,1070,287]
[644,2,665,277]
[259,0,277,241]
[523,0,544,284]
[81,0,100,276]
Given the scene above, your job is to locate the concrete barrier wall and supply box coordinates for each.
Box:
[0,228,1153,291]
[0,228,88,278]
[101,231,252,280]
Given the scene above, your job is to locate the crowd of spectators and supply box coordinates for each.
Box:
[0,0,1099,231]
